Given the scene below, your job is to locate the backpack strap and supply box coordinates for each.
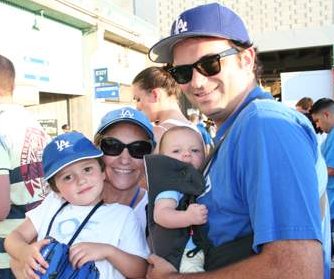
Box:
[45,200,104,246]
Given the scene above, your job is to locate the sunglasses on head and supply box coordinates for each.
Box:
[100,137,153,159]
[167,48,239,84]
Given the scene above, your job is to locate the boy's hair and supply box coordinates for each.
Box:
[159,126,204,153]
[47,158,105,192]
[310,98,334,114]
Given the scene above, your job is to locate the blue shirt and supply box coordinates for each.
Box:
[321,128,334,221]
[198,86,330,278]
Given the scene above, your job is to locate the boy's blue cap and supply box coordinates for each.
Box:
[149,3,251,63]
[96,106,155,143]
[43,131,103,180]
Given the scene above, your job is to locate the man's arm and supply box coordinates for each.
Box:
[0,174,11,220]
[146,240,323,279]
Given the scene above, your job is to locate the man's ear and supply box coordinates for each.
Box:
[241,47,255,71]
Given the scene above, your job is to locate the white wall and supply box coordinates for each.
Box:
[281,69,334,108]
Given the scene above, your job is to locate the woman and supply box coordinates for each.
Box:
[9,107,154,278]
[132,66,195,150]
[94,106,155,231]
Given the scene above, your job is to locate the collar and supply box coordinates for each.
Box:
[215,86,273,142]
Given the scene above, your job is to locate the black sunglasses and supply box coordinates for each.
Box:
[100,137,153,159]
[167,48,239,84]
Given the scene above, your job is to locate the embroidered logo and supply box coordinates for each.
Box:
[119,108,134,119]
[174,17,188,34]
[55,140,72,151]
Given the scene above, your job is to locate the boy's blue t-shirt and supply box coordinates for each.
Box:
[198,86,330,279]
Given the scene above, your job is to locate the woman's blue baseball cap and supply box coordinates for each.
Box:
[96,106,155,144]
[43,131,103,180]
[149,3,251,63]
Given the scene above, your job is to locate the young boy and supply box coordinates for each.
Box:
[5,131,149,279]
[145,126,208,273]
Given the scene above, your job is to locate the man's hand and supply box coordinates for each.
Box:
[146,254,179,279]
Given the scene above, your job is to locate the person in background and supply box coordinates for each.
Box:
[132,66,195,150]
[311,98,334,276]
[189,113,214,155]
[0,54,50,279]
[94,106,156,232]
[61,124,71,133]
[146,3,330,279]
[296,97,321,134]
[5,131,149,279]
[296,97,314,114]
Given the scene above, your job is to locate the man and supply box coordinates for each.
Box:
[0,54,49,278]
[311,98,334,271]
[61,123,71,133]
[146,3,330,279]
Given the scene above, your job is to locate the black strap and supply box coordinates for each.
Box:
[45,200,104,246]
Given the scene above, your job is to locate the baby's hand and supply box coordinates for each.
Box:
[186,203,208,225]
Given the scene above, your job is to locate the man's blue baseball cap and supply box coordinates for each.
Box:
[149,3,251,63]
[96,106,155,144]
[43,131,103,180]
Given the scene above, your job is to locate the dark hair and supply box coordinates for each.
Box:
[0,54,15,94]
[61,124,70,130]
[47,158,105,193]
[132,66,182,98]
[310,98,334,114]
[230,40,263,83]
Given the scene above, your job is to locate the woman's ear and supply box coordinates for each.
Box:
[150,88,159,102]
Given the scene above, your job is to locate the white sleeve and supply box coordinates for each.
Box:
[26,192,62,239]
[118,210,150,259]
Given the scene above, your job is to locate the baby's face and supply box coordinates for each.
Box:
[161,129,205,169]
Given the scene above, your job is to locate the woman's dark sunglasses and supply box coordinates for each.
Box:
[100,137,153,159]
[167,48,239,84]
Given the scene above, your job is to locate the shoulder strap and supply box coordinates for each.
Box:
[45,200,104,246]
[45,201,69,237]
[201,133,226,176]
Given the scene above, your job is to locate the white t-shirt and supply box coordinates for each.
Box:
[27,193,149,279]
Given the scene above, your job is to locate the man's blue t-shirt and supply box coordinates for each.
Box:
[198,86,330,278]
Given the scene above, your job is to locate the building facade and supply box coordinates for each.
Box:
[0,0,159,138]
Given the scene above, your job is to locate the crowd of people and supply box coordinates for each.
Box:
[0,2,333,279]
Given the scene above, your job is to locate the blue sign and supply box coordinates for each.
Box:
[95,84,119,99]
[94,68,108,83]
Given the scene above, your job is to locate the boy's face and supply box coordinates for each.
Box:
[161,129,205,169]
[54,158,105,206]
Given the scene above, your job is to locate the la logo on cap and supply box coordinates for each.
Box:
[119,108,134,119]
[174,17,187,34]
[55,140,72,151]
